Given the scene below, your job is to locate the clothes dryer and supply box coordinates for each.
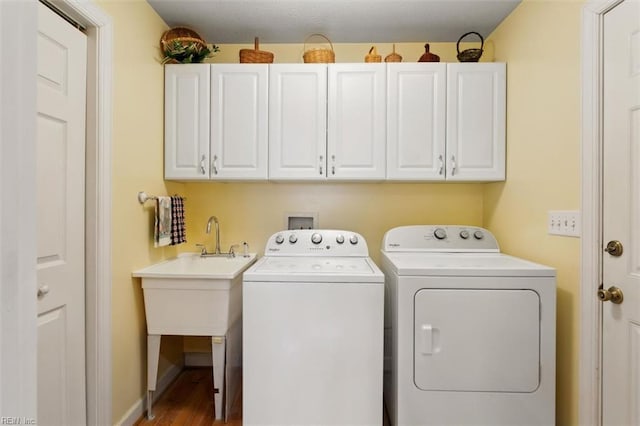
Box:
[381,225,556,426]
[243,229,384,426]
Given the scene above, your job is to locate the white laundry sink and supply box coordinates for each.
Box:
[132,252,257,335]
[132,252,257,422]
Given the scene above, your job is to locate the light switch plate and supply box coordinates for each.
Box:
[548,210,581,237]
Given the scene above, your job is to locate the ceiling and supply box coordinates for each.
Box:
[148,0,521,44]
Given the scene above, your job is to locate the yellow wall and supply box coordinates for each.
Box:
[94,0,185,421]
[484,1,583,424]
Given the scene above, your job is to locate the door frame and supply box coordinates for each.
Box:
[0,0,113,423]
[580,0,624,424]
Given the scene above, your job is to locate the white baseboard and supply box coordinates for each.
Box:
[184,351,213,367]
[115,362,182,426]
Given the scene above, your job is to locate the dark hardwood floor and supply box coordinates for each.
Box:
[134,367,242,426]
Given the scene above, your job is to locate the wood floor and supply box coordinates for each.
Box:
[134,367,242,426]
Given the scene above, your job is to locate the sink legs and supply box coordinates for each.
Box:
[211,336,227,421]
[146,334,161,420]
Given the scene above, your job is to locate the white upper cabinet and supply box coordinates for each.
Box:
[446,63,506,181]
[165,64,210,180]
[269,64,327,180]
[269,63,386,181]
[327,64,387,180]
[210,64,269,180]
[386,63,447,181]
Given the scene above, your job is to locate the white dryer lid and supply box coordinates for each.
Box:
[381,252,556,277]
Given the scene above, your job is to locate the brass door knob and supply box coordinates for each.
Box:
[605,240,623,256]
[597,286,624,304]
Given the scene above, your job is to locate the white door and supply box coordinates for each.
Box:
[164,64,210,180]
[210,64,268,180]
[601,0,640,424]
[386,63,446,181]
[37,3,87,425]
[327,64,386,180]
[446,63,506,181]
[269,64,327,180]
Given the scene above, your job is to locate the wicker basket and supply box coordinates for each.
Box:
[384,44,402,62]
[303,34,335,63]
[239,37,274,63]
[160,27,208,64]
[418,43,440,62]
[365,46,382,63]
[457,31,484,62]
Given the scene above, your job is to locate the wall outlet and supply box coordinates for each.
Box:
[548,210,581,237]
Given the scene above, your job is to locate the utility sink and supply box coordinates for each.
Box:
[132,252,257,421]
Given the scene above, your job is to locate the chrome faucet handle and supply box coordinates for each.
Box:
[195,243,207,255]
[228,244,240,258]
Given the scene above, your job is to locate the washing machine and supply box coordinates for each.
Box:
[243,229,384,426]
[381,225,556,426]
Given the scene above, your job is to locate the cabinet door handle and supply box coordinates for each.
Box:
[438,155,444,175]
[331,155,336,176]
[450,155,457,176]
[212,155,218,175]
[319,155,323,175]
[199,155,206,175]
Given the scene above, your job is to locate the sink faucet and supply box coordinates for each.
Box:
[206,216,221,255]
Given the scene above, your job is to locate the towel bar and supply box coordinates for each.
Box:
[138,191,186,205]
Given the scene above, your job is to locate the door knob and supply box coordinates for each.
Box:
[597,285,623,304]
[604,240,623,256]
[37,284,50,298]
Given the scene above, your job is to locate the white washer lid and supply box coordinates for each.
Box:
[243,256,384,283]
[382,252,556,277]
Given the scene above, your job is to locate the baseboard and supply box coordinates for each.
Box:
[115,362,182,426]
[184,351,213,367]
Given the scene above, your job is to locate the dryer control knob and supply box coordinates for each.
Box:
[275,234,284,244]
[311,233,323,244]
[289,234,298,244]
[349,235,359,245]
[336,234,345,244]
[474,230,484,240]
[434,228,447,240]
[459,230,470,239]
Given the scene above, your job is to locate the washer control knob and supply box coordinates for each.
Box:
[289,234,298,244]
[275,234,284,244]
[349,235,359,245]
[434,228,447,240]
[474,230,484,240]
[311,233,323,245]
[336,234,345,244]
[459,230,470,240]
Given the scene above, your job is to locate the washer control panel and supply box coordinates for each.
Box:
[382,225,499,252]
[265,229,369,256]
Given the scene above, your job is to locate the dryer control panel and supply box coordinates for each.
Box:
[265,229,369,257]
[382,225,500,253]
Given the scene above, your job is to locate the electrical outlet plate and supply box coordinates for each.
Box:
[548,210,581,237]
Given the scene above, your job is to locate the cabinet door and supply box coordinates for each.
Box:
[210,64,268,180]
[164,64,210,180]
[387,63,446,181]
[269,64,327,180]
[328,64,386,180]
[446,63,506,181]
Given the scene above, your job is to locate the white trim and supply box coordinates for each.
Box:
[115,363,182,426]
[49,1,113,424]
[580,1,624,425]
[0,0,38,420]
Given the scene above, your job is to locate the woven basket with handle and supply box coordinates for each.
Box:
[160,27,209,64]
[239,37,274,63]
[303,34,335,63]
[384,44,402,63]
[365,46,382,63]
[457,31,484,62]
